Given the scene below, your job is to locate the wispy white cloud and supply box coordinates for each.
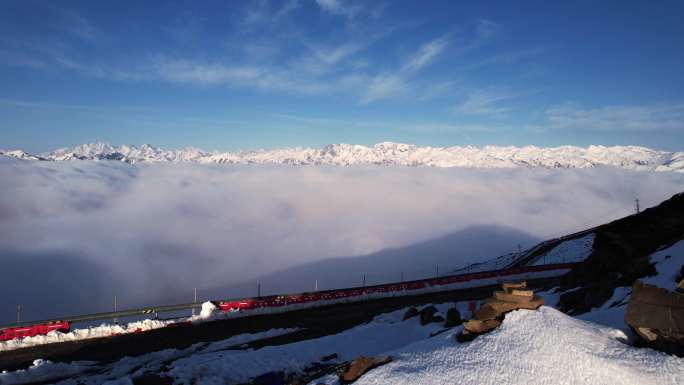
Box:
[401,35,450,73]
[58,10,97,41]
[452,88,517,116]
[152,58,263,85]
[360,74,407,103]
[545,103,684,132]
[0,2,512,107]
[361,35,451,103]
[315,0,363,18]
[270,112,501,137]
[474,18,499,41]
[242,0,301,27]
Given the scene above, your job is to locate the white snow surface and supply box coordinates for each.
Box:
[3,303,683,385]
[2,141,683,172]
[342,307,683,385]
[0,328,299,385]
[531,233,595,265]
[0,318,176,352]
[642,239,684,291]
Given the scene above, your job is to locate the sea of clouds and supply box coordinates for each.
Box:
[1,158,683,323]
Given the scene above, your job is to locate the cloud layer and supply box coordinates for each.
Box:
[1,159,683,322]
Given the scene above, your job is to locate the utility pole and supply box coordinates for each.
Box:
[113,295,118,324]
[257,282,261,297]
[17,305,21,324]
[635,198,640,214]
[315,279,318,291]
[192,287,198,316]
[362,274,366,287]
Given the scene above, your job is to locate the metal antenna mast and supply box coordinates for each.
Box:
[635,198,640,214]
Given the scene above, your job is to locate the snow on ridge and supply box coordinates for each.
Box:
[1,141,682,172]
[531,233,595,266]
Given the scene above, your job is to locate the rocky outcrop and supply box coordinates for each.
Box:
[458,281,544,342]
[625,280,684,356]
[558,192,684,314]
[340,356,392,383]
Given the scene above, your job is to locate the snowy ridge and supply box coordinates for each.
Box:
[1,141,683,172]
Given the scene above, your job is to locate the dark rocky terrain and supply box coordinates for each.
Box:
[558,192,684,314]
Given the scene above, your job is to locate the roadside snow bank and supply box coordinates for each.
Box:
[0,319,175,352]
[347,306,683,385]
[0,301,220,352]
[198,301,217,319]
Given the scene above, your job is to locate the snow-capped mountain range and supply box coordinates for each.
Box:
[1,141,684,172]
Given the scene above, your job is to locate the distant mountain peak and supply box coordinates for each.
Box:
[1,142,682,172]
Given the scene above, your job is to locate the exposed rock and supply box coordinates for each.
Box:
[474,296,544,320]
[340,356,392,383]
[510,289,533,297]
[494,291,536,303]
[402,307,419,321]
[558,192,684,314]
[419,305,443,325]
[321,353,338,362]
[458,281,544,341]
[625,280,684,356]
[463,319,501,334]
[502,281,527,290]
[444,307,462,327]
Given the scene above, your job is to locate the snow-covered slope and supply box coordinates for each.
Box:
[641,239,684,291]
[4,305,682,385]
[2,141,683,172]
[347,307,682,385]
[530,233,595,265]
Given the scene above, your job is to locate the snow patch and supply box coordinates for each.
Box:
[642,239,684,291]
[531,233,595,265]
[198,301,217,319]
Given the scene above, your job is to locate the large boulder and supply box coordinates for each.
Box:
[444,307,462,327]
[340,356,392,383]
[419,305,444,325]
[625,280,684,356]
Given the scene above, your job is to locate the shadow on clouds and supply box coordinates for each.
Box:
[206,224,539,299]
[1,158,683,322]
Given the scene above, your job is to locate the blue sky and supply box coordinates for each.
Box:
[1,0,683,153]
